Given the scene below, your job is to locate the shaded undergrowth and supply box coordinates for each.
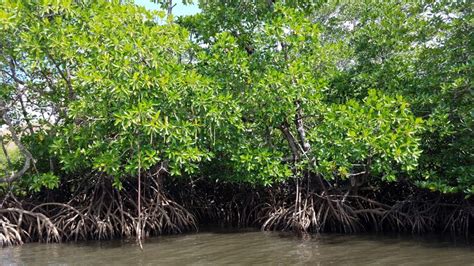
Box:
[1,176,473,247]
[171,177,473,237]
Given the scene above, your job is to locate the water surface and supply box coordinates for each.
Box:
[2,229,473,265]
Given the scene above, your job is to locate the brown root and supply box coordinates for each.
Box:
[0,195,60,246]
[1,177,472,247]
[171,181,265,228]
[168,178,473,237]
[29,174,197,242]
[261,191,363,234]
[140,185,197,235]
[381,198,436,234]
[442,202,473,237]
[1,216,24,246]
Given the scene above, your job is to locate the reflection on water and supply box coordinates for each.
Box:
[1,228,473,265]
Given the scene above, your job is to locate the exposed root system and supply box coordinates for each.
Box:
[1,177,472,247]
[1,174,196,246]
[0,194,60,247]
[260,181,474,236]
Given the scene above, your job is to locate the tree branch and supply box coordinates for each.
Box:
[0,101,35,183]
[294,100,310,152]
[279,121,300,161]
[0,135,13,169]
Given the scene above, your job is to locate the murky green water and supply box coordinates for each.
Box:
[2,229,473,265]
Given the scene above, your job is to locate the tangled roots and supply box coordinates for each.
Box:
[382,197,438,233]
[141,190,197,235]
[2,178,473,246]
[33,176,196,242]
[261,192,362,233]
[0,196,60,246]
[169,179,473,237]
[172,181,265,228]
[260,188,474,237]
[1,175,197,246]
[1,216,24,247]
[443,203,473,237]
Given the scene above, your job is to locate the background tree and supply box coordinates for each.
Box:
[310,0,473,195]
[180,0,472,195]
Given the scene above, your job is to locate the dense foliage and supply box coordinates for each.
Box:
[1,0,429,191]
[310,0,473,194]
[1,1,240,190]
[179,0,472,195]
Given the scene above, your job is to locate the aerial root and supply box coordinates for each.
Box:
[173,182,265,228]
[0,216,24,246]
[169,180,473,236]
[443,203,473,237]
[259,191,474,235]
[33,176,197,241]
[0,199,60,246]
[1,180,473,246]
[261,192,363,233]
[1,175,197,246]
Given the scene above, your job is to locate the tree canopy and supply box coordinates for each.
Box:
[0,0,471,195]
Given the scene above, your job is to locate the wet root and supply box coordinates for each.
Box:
[0,201,60,247]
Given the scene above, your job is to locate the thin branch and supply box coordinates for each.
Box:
[294,100,310,152]
[46,53,74,101]
[5,58,26,85]
[18,95,35,135]
[0,101,35,183]
[279,121,300,161]
[0,135,13,169]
